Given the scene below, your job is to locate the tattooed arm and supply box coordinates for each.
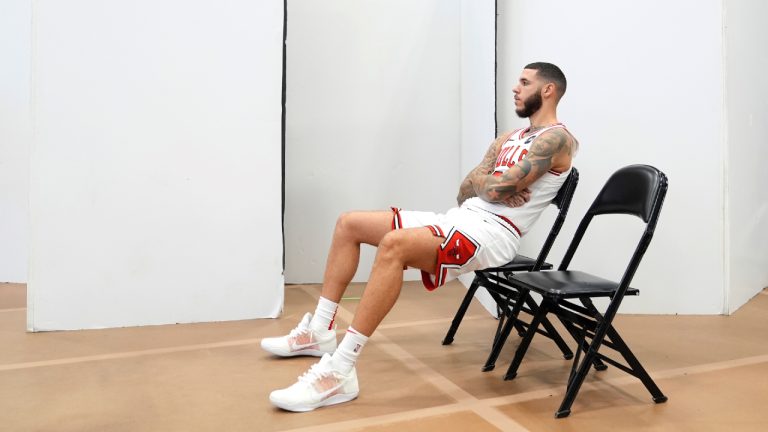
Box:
[456,134,506,206]
[472,128,574,204]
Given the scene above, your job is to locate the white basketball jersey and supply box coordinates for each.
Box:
[462,124,572,237]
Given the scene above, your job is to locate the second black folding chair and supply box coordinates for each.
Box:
[442,168,579,371]
[502,164,669,418]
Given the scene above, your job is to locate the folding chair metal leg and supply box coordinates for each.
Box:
[523,295,574,360]
[503,299,552,380]
[559,317,608,371]
[482,310,517,372]
[442,277,480,345]
[605,325,667,403]
[555,344,596,418]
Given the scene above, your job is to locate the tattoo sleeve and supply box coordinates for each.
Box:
[456,134,508,206]
[472,129,572,204]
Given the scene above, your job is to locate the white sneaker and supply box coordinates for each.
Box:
[261,313,337,357]
[269,353,359,412]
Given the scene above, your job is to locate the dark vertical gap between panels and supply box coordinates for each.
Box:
[281,0,287,270]
[494,0,498,136]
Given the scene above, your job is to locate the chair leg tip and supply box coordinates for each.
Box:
[441,338,453,345]
[563,353,574,360]
[653,396,668,403]
[504,372,517,381]
[482,364,495,372]
[594,364,608,371]
[555,409,571,418]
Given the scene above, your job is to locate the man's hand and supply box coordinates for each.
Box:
[501,188,531,207]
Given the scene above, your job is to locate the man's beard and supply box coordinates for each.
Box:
[515,91,542,118]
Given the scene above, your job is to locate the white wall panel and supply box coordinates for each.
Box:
[457,0,500,315]
[0,0,31,283]
[28,0,284,330]
[496,0,725,314]
[724,0,768,313]
[285,0,461,283]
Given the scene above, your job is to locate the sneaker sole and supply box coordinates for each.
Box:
[270,391,359,412]
[260,343,335,358]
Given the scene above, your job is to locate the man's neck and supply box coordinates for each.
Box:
[527,109,558,129]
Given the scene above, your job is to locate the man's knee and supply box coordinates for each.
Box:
[334,211,365,237]
[376,230,408,260]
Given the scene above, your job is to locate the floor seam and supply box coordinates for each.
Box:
[299,285,530,431]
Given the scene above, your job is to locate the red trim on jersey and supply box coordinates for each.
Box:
[495,214,522,237]
[523,122,564,137]
[548,169,562,176]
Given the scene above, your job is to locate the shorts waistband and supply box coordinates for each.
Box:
[464,206,522,238]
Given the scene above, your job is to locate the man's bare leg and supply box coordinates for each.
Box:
[261,210,393,358]
[330,227,440,366]
[350,227,442,335]
[319,211,394,303]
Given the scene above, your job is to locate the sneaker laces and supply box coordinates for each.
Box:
[297,361,333,384]
[287,314,312,339]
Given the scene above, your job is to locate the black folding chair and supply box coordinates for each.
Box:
[502,164,669,418]
[442,168,579,371]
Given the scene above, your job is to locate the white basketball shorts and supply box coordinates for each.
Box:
[391,205,521,290]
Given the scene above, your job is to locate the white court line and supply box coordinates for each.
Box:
[3,284,767,431]
[377,314,487,331]
[279,400,529,432]
[279,352,768,432]
[295,285,768,431]
[0,337,263,372]
[0,307,26,313]
[0,313,488,373]
[299,286,530,432]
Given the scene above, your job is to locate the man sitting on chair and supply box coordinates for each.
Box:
[262,62,578,412]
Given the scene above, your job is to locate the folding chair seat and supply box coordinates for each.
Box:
[442,168,580,371]
[502,164,669,418]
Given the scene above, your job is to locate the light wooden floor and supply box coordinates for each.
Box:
[2,281,767,431]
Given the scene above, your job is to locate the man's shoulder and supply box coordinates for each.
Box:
[534,126,575,147]
[531,126,577,163]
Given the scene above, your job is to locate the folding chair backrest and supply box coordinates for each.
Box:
[559,165,668,278]
[531,167,579,271]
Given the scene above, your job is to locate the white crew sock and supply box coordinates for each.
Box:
[309,296,338,332]
[331,327,369,374]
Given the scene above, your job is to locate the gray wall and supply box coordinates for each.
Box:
[27,0,284,330]
[724,0,768,312]
[284,0,462,283]
[0,0,31,283]
[495,0,766,314]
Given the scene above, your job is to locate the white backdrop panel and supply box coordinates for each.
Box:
[724,0,768,312]
[285,0,461,283]
[29,0,284,330]
[0,0,31,283]
[456,0,500,315]
[496,0,724,314]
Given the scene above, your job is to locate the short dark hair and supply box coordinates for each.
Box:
[525,62,567,99]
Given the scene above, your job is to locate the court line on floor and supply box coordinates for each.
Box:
[300,286,529,432]
[295,285,768,431]
[279,351,768,432]
[0,307,26,313]
[0,338,265,372]
[0,312,490,372]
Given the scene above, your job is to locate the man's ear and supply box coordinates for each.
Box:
[542,82,556,98]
